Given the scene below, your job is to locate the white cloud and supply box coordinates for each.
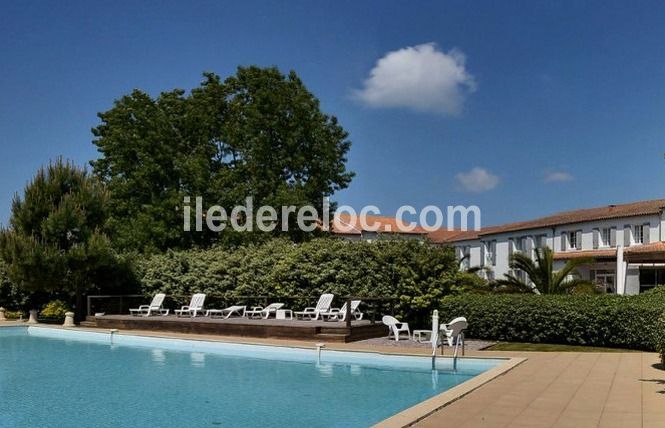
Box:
[353,42,476,115]
[544,171,574,183]
[456,167,499,193]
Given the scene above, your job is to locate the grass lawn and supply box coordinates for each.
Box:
[486,342,638,353]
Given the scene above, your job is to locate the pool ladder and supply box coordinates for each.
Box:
[430,310,461,371]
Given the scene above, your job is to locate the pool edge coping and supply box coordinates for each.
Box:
[373,356,527,428]
[11,323,507,361]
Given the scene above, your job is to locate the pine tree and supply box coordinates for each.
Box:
[0,159,126,320]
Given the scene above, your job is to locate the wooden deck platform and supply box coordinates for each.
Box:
[91,315,386,342]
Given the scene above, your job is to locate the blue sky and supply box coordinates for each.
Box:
[2,1,665,228]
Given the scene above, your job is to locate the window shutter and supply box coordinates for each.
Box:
[610,227,616,247]
[525,236,534,257]
[624,225,631,247]
[575,230,582,250]
[643,223,650,244]
[508,238,514,256]
[592,229,599,249]
[480,243,486,266]
[560,232,567,251]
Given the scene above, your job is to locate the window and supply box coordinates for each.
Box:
[484,240,496,266]
[460,246,470,269]
[568,231,577,250]
[601,227,611,247]
[634,225,644,244]
[638,267,665,293]
[514,237,523,253]
[592,269,615,293]
[535,234,547,249]
[512,269,527,283]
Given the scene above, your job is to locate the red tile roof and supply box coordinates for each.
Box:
[435,198,665,243]
[552,249,617,260]
[330,214,429,235]
[624,241,665,254]
[427,229,480,243]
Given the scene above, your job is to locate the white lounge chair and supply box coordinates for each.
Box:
[206,305,246,319]
[320,300,363,322]
[382,315,411,341]
[244,303,285,319]
[129,293,169,317]
[174,293,206,318]
[294,294,334,320]
[439,317,468,356]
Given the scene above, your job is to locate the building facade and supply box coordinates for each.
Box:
[435,199,665,295]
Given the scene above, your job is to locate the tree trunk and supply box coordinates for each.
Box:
[75,290,83,324]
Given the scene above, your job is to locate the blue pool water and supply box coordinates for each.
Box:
[0,327,501,427]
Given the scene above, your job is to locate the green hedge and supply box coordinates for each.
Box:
[656,312,665,365]
[137,238,484,324]
[439,287,665,351]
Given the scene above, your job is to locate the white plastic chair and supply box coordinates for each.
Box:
[174,293,206,318]
[244,303,285,319]
[439,317,468,356]
[206,305,246,319]
[382,315,410,341]
[320,300,363,322]
[294,294,334,320]
[129,293,169,317]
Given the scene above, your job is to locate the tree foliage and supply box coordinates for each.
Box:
[492,247,596,294]
[91,67,354,252]
[0,159,132,317]
[0,259,26,310]
[137,238,483,324]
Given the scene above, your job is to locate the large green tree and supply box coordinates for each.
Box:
[0,159,129,319]
[492,247,596,294]
[91,67,354,252]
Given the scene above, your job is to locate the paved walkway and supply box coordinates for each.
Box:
[415,351,665,428]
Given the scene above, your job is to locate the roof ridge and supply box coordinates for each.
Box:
[429,197,665,243]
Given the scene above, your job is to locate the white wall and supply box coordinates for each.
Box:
[624,267,641,295]
[452,213,662,293]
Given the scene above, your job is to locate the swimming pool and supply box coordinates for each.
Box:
[0,326,503,427]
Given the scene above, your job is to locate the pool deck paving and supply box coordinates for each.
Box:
[2,321,664,427]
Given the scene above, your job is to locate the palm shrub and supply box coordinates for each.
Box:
[493,247,596,294]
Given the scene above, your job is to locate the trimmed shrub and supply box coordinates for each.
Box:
[4,310,24,320]
[40,300,71,320]
[438,287,665,351]
[137,238,483,325]
[656,312,665,366]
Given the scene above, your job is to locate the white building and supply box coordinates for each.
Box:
[430,199,665,295]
